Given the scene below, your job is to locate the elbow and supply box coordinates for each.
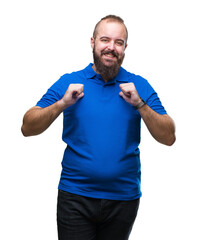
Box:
[163,132,176,146]
[166,134,176,146]
[156,131,176,146]
[21,123,43,137]
[163,117,176,146]
[21,125,30,137]
[21,121,35,137]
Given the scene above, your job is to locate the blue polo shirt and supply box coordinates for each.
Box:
[36,63,167,200]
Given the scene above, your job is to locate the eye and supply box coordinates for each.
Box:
[101,38,109,43]
[115,40,124,46]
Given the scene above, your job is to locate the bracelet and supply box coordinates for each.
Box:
[135,98,146,110]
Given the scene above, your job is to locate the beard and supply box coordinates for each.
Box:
[93,47,125,81]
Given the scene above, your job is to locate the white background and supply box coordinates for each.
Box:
[1,0,197,239]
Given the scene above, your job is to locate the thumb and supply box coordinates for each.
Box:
[119,90,131,98]
[119,91,127,100]
[119,91,124,98]
[119,91,131,103]
[76,92,84,100]
[72,87,84,98]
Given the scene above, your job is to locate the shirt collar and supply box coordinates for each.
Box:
[115,67,129,83]
[84,63,97,79]
[84,63,129,83]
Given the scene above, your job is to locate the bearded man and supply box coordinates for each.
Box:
[21,15,176,240]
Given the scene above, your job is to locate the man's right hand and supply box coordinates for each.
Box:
[21,84,84,137]
[60,84,84,109]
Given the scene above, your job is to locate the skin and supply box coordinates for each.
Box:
[21,19,176,146]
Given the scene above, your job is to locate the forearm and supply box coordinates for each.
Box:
[21,100,65,137]
[138,104,176,146]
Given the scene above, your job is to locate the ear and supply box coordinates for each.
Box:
[124,43,128,51]
[91,37,95,49]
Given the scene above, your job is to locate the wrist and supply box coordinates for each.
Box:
[135,98,146,110]
[57,99,69,111]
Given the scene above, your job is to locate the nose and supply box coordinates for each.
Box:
[107,40,115,50]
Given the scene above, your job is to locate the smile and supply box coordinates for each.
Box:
[102,50,118,59]
[104,53,116,58]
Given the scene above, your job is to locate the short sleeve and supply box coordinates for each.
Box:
[36,75,70,108]
[146,90,167,115]
[131,74,167,115]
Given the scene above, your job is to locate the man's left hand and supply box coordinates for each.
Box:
[119,83,141,107]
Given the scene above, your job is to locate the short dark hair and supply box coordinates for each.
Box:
[93,15,128,43]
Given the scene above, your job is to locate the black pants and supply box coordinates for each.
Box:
[57,190,140,240]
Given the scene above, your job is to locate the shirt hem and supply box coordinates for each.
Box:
[58,184,142,201]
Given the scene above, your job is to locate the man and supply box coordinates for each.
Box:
[21,15,176,240]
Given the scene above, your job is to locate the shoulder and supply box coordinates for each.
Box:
[127,72,148,86]
[58,65,89,85]
[51,66,87,88]
[120,67,149,86]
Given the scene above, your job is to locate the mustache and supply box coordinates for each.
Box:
[101,50,119,58]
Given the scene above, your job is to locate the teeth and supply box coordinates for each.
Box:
[105,54,114,57]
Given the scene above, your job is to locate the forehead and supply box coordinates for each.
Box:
[96,20,127,41]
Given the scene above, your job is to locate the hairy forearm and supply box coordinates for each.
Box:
[138,104,176,146]
[21,100,65,137]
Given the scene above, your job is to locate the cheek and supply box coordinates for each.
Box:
[117,48,125,57]
[96,41,109,50]
[95,45,106,56]
[99,44,108,52]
